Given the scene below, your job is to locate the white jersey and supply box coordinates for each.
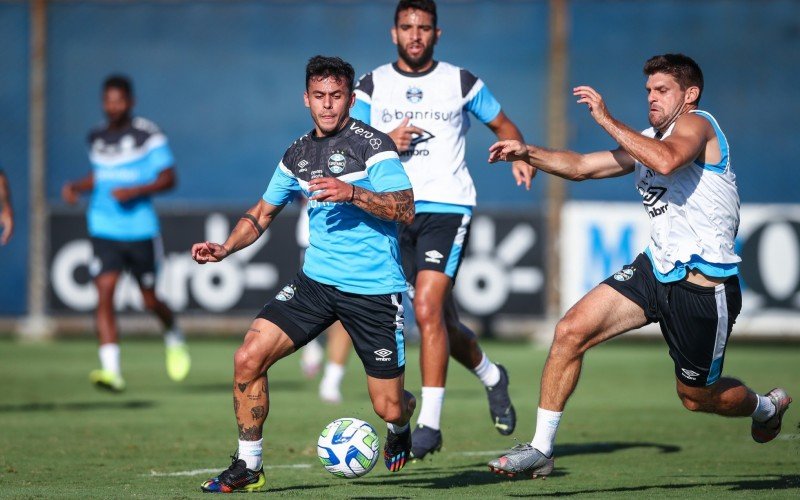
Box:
[635,109,741,281]
[353,61,502,209]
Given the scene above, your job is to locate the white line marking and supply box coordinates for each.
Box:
[148,464,311,477]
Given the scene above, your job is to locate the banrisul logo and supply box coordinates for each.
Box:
[406,87,423,103]
[327,151,346,174]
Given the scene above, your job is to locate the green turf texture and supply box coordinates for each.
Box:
[0,337,797,498]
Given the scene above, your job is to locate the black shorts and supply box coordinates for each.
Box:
[257,272,405,379]
[399,212,472,287]
[602,253,742,387]
[90,236,162,289]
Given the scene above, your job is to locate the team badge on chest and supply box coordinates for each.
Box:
[327,151,347,174]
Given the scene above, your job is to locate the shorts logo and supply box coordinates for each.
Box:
[369,137,382,150]
[140,272,156,289]
[374,348,393,361]
[275,285,295,302]
[613,267,635,281]
[425,250,443,264]
[406,87,423,103]
[327,153,346,174]
[681,368,700,380]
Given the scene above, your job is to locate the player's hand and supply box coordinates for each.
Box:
[573,85,610,123]
[112,187,140,203]
[0,209,13,245]
[191,241,229,264]
[512,161,536,190]
[488,140,529,163]
[61,183,80,205]
[308,177,355,203]
[388,117,425,152]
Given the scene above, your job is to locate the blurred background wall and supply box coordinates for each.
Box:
[1,0,798,336]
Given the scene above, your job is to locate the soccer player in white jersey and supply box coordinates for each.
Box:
[327,0,534,459]
[487,53,792,478]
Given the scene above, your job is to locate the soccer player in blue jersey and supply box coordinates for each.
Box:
[62,75,190,391]
[193,56,417,493]
[0,169,13,245]
[326,0,532,459]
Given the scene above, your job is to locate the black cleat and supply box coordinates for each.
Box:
[384,426,412,472]
[409,424,443,460]
[486,364,516,435]
[200,456,266,493]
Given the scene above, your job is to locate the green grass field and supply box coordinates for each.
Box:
[0,336,798,498]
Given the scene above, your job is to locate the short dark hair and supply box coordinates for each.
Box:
[395,0,437,27]
[103,74,133,98]
[305,55,355,94]
[643,54,704,104]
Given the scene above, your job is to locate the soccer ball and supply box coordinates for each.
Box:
[317,418,380,478]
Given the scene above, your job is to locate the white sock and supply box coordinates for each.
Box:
[320,362,345,393]
[98,343,121,376]
[164,327,185,348]
[472,353,501,387]
[416,387,445,430]
[531,407,562,458]
[238,438,263,470]
[387,422,409,434]
[751,394,777,422]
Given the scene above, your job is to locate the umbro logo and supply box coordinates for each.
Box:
[424,250,443,264]
[681,368,700,380]
[374,348,393,361]
[297,159,309,172]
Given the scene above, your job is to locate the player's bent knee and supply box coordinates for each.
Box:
[551,318,588,356]
[677,386,713,412]
[233,346,266,379]
[413,300,443,328]
[373,401,402,423]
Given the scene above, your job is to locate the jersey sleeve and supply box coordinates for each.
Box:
[366,152,411,193]
[146,137,176,173]
[461,69,502,124]
[262,161,300,206]
[352,72,374,124]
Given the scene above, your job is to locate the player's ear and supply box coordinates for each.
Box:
[685,86,700,105]
[391,26,398,45]
[434,27,442,44]
[349,92,355,109]
[303,91,310,108]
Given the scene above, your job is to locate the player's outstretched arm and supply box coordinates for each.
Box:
[191,199,283,264]
[308,176,414,225]
[62,173,94,204]
[0,172,13,245]
[486,111,536,190]
[573,86,708,175]
[489,140,635,181]
[112,167,176,203]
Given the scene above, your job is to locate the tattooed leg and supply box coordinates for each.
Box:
[235,376,269,440]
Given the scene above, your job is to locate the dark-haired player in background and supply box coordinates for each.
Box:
[487,53,791,478]
[62,75,190,392]
[194,56,417,493]
[345,0,532,459]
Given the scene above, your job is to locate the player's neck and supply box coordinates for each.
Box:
[394,58,437,75]
[106,116,132,131]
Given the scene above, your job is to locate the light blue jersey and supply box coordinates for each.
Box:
[263,119,411,295]
[86,117,173,240]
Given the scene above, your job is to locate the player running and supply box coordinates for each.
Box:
[324,0,532,460]
[194,56,417,493]
[487,53,792,478]
[62,75,190,392]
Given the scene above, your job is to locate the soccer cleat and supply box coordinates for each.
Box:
[488,444,554,479]
[486,364,516,435]
[384,426,412,472]
[89,369,126,393]
[201,456,266,493]
[409,424,442,460]
[751,387,792,444]
[166,344,191,382]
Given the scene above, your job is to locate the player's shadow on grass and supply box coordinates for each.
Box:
[507,474,800,496]
[356,464,567,489]
[555,441,680,457]
[0,400,155,413]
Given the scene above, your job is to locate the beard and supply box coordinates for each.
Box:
[397,42,435,71]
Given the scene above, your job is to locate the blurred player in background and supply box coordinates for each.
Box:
[487,53,792,478]
[193,56,416,493]
[340,0,533,459]
[0,169,13,245]
[62,75,190,392]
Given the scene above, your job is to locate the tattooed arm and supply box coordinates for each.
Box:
[191,199,283,264]
[308,176,414,225]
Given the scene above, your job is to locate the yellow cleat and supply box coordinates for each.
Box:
[166,344,191,382]
[89,369,126,393]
